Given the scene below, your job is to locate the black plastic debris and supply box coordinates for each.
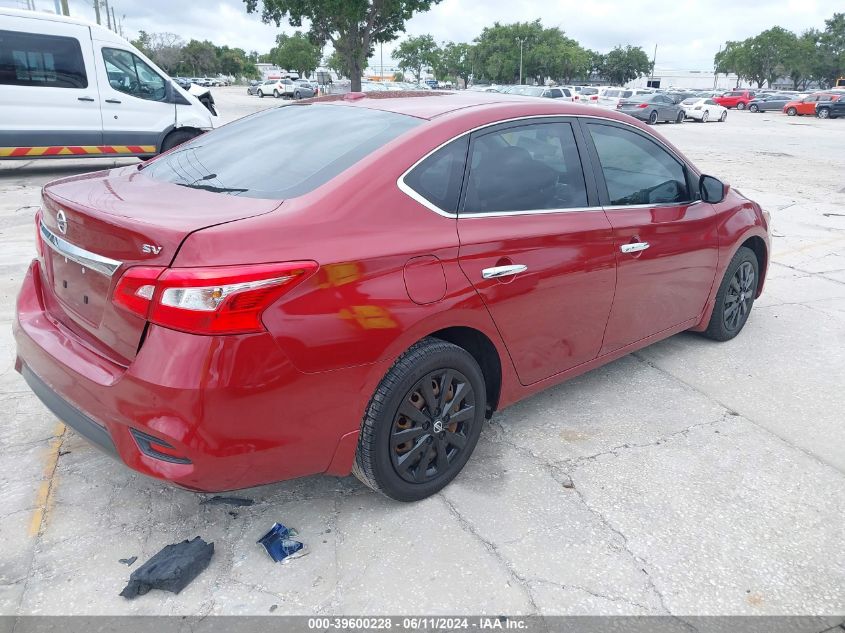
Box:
[257,523,305,563]
[200,495,254,507]
[119,556,138,566]
[120,537,214,599]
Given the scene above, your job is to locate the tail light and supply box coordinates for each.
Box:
[638,103,649,108]
[113,261,318,335]
[34,210,44,259]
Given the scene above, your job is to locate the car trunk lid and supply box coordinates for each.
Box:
[38,166,282,364]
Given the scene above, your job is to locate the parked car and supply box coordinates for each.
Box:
[681,98,728,122]
[573,86,601,103]
[292,80,316,99]
[783,93,841,116]
[597,88,651,109]
[0,8,219,160]
[714,89,757,110]
[247,80,261,95]
[747,94,795,112]
[617,93,685,124]
[361,81,389,92]
[15,92,770,502]
[255,78,297,98]
[816,98,845,119]
[510,85,573,100]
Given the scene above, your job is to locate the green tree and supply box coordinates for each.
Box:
[131,30,152,57]
[785,30,820,90]
[715,40,752,85]
[243,0,444,92]
[472,20,544,84]
[749,26,797,88]
[180,40,218,76]
[394,34,439,81]
[599,45,652,85]
[270,31,322,77]
[818,12,845,87]
[438,41,474,85]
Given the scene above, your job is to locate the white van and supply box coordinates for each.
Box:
[0,8,219,159]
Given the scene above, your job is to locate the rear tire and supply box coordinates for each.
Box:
[749,104,759,112]
[294,90,301,99]
[647,110,658,125]
[720,110,727,122]
[818,107,830,119]
[702,246,759,341]
[737,101,746,110]
[353,338,487,502]
[159,129,199,154]
[701,110,709,123]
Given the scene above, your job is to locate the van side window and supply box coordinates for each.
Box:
[102,48,166,101]
[0,30,87,88]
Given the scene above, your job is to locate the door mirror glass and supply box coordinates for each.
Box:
[699,175,726,203]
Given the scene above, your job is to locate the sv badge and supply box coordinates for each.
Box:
[142,244,163,255]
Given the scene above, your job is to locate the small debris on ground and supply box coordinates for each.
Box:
[120,537,214,599]
[257,523,307,563]
[118,556,138,566]
[269,604,278,613]
[200,495,255,507]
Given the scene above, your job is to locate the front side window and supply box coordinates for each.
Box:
[587,123,690,206]
[404,136,469,213]
[143,104,420,199]
[0,29,87,88]
[102,48,165,101]
[462,122,588,213]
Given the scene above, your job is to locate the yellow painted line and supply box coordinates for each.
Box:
[28,422,67,537]
[775,235,845,258]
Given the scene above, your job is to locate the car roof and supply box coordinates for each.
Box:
[306,90,612,120]
[0,7,126,45]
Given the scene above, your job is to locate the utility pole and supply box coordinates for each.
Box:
[52,0,61,12]
[93,0,101,24]
[104,0,111,29]
[515,37,526,85]
[649,43,657,87]
[380,42,383,80]
[111,7,117,34]
[60,0,69,15]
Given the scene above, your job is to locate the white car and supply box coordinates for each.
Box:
[596,88,652,109]
[0,8,218,159]
[681,97,728,123]
[256,78,298,98]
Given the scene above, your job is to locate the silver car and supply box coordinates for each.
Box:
[616,93,685,124]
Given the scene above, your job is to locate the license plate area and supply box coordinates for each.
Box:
[48,250,110,326]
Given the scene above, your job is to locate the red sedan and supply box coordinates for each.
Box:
[14,92,771,501]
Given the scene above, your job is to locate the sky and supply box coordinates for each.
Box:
[4,0,841,71]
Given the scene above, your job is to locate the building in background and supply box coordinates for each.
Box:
[626,68,740,91]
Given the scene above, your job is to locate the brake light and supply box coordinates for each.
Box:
[113,261,318,335]
[638,103,649,108]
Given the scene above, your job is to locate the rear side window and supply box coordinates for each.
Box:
[403,136,469,213]
[587,123,690,206]
[0,29,87,88]
[462,122,588,213]
[142,104,420,199]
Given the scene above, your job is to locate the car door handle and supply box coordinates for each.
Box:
[482,264,527,279]
[620,242,650,254]
[105,99,122,104]
[77,96,96,102]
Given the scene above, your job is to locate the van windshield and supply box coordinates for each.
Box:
[142,104,420,199]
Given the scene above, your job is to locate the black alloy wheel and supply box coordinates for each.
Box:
[389,368,476,484]
[703,246,759,341]
[353,338,487,501]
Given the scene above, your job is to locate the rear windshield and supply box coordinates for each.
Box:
[142,104,420,199]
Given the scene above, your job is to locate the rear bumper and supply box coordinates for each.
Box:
[14,260,378,491]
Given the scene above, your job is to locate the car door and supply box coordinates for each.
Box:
[0,19,103,150]
[96,46,174,150]
[454,118,617,385]
[799,95,819,115]
[581,120,719,353]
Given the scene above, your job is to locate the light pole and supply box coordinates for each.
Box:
[515,37,526,85]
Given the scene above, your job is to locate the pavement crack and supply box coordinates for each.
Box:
[527,577,653,612]
[440,494,544,619]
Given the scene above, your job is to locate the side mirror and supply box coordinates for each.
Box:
[700,175,727,204]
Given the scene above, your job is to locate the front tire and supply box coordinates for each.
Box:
[160,129,199,154]
[702,246,759,341]
[294,90,301,99]
[353,338,487,502]
[786,107,797,116]
[258,90,264,98]
[273,89,280,98]
[675,110,684,123]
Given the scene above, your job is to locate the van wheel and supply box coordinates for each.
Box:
[353,338,486,502]
[160,129,199,153]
